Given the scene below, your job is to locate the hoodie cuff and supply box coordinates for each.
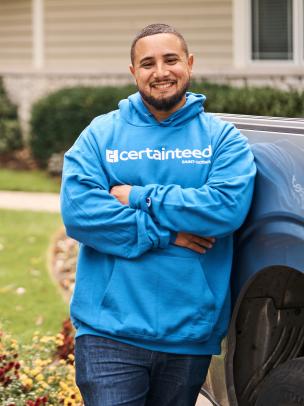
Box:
[170,231,177,244]
[129,186,149,212]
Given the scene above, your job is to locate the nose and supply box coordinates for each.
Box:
[153,61,169,79]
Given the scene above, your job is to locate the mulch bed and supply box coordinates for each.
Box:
[51,230,78,301]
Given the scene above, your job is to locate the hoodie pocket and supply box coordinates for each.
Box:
[99,253,216,342]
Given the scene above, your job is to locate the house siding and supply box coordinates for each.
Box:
[0,0,32,70]
[44,0,233,73]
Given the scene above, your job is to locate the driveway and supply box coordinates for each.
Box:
[0,191,60,212]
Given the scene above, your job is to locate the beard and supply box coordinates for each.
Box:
[138,78,190,112]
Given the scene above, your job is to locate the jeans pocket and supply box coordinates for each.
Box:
[99,253,216,342]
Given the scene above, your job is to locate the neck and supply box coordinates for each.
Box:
[143,96,186,122]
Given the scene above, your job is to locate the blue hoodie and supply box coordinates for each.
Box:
[61,92,256,355]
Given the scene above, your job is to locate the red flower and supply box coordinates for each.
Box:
[55,318,75,363]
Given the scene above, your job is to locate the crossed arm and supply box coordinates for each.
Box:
[110,185,215,254]
[61,123,255,259]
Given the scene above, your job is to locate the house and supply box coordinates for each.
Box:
[1,0,303,135]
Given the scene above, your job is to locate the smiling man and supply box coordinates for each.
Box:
[61,24,256,406]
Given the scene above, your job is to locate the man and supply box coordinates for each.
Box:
[61,23,256,406]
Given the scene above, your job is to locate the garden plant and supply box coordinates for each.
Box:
[0,78,22,155]
[0,319,82,406]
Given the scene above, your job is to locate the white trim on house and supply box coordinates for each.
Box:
[294,0,304,64]
[32,0,44,70]
[233,0,304,69]
[233,0,250,68]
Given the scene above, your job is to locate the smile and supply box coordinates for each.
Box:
[151,81,176,89]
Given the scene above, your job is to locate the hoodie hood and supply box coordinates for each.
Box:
[118,91,206,127]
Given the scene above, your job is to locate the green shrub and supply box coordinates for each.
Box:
[30,85,136,167]
[190,81,304,117]
[0,120,22,152]
[0,78,23,154]
[30,82,304,167]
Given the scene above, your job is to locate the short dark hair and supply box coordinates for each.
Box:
[130,23,189,64]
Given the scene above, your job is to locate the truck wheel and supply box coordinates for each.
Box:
[255,357,304,406]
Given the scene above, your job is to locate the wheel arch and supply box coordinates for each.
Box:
[225,265,304,406]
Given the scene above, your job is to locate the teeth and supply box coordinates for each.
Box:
[153,82,174,89]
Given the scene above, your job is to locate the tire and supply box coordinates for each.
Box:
[255,357,304,406]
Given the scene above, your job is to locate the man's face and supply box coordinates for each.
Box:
[130,33,193,113]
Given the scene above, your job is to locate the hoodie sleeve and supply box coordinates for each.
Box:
[129,119,256,239]
[60,128,172,259]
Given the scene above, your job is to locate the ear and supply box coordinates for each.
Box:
[187,54,194,73]
[129,64,135,77]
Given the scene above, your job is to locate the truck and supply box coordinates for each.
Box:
[202,114,304,406]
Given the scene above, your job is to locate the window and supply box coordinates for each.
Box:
[233,0,304,66]
[251,0,293,60]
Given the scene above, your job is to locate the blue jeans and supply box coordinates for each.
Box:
[75,335,211,406]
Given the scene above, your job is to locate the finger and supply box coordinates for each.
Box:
[204,236,216,243]
[194,236,216,243]
[186,242,206,254]
[183,233,215,244]
[190,235,213,249]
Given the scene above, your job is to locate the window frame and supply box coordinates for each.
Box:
[233,0,304,68]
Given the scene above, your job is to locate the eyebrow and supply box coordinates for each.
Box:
[139,53,179,64]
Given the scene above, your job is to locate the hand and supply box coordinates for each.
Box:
[174,232,215,254]
[110,185,132,205]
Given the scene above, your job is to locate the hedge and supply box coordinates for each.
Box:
[191,82,304,117]
[30,85,136,167]
[30,82,304,167]
[0,78,23,154]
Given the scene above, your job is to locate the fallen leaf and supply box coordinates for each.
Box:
[35,316,44,326]
[16,287,26,295]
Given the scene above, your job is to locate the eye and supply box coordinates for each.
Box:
[140,61,154,69]
[166,58,178,64]
[141,63,153,69]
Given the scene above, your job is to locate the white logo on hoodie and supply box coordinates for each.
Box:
[106,150,119,163]
[106,146,212,164]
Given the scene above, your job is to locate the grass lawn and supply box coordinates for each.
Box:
[0,209,68,344]
[0,168,61,193]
